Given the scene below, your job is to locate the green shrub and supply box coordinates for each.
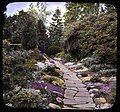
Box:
[12,74,27,88]
[43,66,60,77]
[64,53,75,62]
[47,45,61,57]
[24,58,37,71]
[56,51,65,58]
[3,39,10,51]
[35,54,46,62]
[81,57,98,67]
[10,89,42,108]
[93,46,117,65]
[64,12,117,63]
[9,44,22,50]
[107,85,116,104]
[3,74,14,92]
[90,75,102,82]
[98,69,117,77]
[90,64,106,72]
[42,75,64,87]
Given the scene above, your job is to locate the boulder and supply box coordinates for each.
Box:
[87,85,95,91]
[100,103,112,109]
[100,77,109,82]
[89,88,99,94]
[13,85,21,93]
[94,97,106,106]
[64,62,74,66]
[5,103,12,107]
[56,97,62,103]
[90,93,95,98]
[109,76,116,82]
[81,76,92,82]
[63,105,76,109]
[49,103,61,109]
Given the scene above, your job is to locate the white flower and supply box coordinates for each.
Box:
[45,86,47,90]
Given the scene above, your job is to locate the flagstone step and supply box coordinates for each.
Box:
[54,60,95,109]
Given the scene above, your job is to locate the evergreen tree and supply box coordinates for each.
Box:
[37,19,50,53]
[3,13,12,40]
[48,8,63,47]
[21,20,37,50]
[27,2,51,23]
[11,10,33,44]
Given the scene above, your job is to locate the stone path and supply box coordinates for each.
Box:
[54,60,95,109]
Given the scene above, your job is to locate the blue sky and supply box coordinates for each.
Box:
[6,2,66,16]
[6,2,66,26]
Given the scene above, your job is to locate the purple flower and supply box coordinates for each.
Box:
[27,81,63,96]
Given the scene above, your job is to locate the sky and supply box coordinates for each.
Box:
[5,2,107,27]
[5,2,66,26]
[6,2,66,16]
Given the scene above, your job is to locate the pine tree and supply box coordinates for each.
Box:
[37,19,50,53]
[48,8,63,47]
[21,20,37,50]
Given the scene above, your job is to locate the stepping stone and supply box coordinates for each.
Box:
[75,92,90,97]
[63,74,70,77]
[66,84,76,88]
[63,77,71,80]
[65,80,74,84]
[65,81,76,86]
[63,99,78,105]
[49,103,61,109]
[65,89,77,94]
[72,104,95,109]
[63,105,76,109]
[77,88,88,92]
[76,83,86,88]
[73,79,81,81]
[64,93,75,99]
[67,87,78,91]
[74,97,94,104]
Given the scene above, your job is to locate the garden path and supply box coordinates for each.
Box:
[54,60,95,109]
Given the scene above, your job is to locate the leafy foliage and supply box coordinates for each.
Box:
[43,66,60,77]
[98,69,117,77]
[47,45,61,57]
[48,8,63,47]
[90,75,102,82]
[21,20,37,50]
[64,12,117,65]
[10,89,42,108]
[63,3,100,26]
[90,64,114,72]
[37,19,50,53]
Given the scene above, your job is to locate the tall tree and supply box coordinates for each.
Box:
[63,3,100,26]
[3,10,34,43]
[3,13,12,40]
[21,19,37,50]
[27,2,51,23]
[48,8,63,47]
[36,2,51,23]
[11,10,34,44]
[37,19,50,53]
